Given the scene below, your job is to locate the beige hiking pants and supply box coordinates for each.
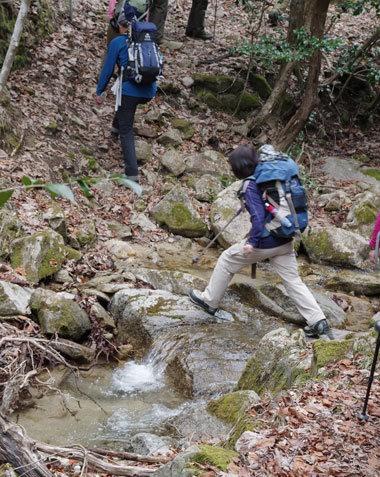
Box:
[200,240,325,326]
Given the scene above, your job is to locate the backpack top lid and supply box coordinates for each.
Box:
[254,144,299,184]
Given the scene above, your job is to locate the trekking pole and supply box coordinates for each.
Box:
[69,0,73,22]
[358,321,380,420]
[192,208,242,264]
[213,0,218,38]
[375,230,380,270]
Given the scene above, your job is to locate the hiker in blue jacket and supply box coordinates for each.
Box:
[189,145,333,340]
[96,10,156,184]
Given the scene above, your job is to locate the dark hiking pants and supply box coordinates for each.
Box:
[112,95,150,180]
[186,0,209,36]
[149,0,168,41]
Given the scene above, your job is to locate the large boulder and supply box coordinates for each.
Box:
[150,185,208,238]
[237,328,312,396]
[194,174,223,202]
[323,269,380,296]
[109,288,273,397]
[343,189,380,238]
[10,230,70,283]
[302,225,369,269]
[210,181,251,248]
[0,281,32,315]
[30,288,91,340]
[184,151,231,178]
[160,149,186,176]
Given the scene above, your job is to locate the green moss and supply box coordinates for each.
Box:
[197,90,223,109]
[192,445,238,472]
[170,118,194,139]
[249,73,272,99]
[38,247,65,280]
[193,73,244,94]
[312,339,354,371]
[303,230,351,264]
[363,169,380,181]
[239,93,260,111]
[64,246,81,261]
[207,391,252,425]
[353,202,378,225]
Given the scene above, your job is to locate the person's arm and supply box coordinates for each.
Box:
[243,181,266,252]
[96,36,120,99]
[369,210,380,263]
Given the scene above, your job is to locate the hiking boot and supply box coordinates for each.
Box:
[304,319,334,340]
[186,29,213,40]
[189,289,217,315]
[123,174,139,184]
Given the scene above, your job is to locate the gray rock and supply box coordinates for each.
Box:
[194,174,223,202]
[154,445,201,477]
[0,209,23,261]
[11,230,67,283]
[128,433,172,456]
[77,219,97,248]
[135,140,153,164]
[105,239,137,260]
[210,181,251,248]
[150,185,208,238]
[323,269,380,296]
[54,269,72,284]
[107,222,133,240]
[90,302,115,329]
[185,151,231,178]
[30,288,91,340]
[161,149,186,176]
[50,338,96,363]
[303,225,369,269]
[343,190,380,238]
[42,201,67,240]
[133,268,207,295]
[130,213,158,232]
[0,281,32,315]
[157,129,183,147]
[181,76,194,88]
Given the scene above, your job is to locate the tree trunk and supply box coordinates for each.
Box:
[0,0,32,94]
[274,0,331,151]
[0,414,52,477]
[252,0,305,130]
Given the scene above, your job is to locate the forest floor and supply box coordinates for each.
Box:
[1,0,380,475]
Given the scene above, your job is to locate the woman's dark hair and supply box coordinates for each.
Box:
[229,145,259,179]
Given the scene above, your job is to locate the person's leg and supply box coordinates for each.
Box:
[186,0,212,39]
[118,95,149,181]
[149,0,168,42]
[269,243,326,326]
[198,241,270,309]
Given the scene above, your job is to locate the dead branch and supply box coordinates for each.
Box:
[35,442,157,476]
[0,414,52,477]
[86,446,171,464]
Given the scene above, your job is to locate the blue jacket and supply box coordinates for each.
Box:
[244,180,292,249]
[96,34,157,98]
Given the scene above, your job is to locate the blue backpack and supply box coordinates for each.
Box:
[123,21,163,85]
[240,146,308,239]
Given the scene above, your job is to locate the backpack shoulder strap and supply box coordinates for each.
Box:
[238,175,256,210]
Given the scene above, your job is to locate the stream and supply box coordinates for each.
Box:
[16,244,380,450]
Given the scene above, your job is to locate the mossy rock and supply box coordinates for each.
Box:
[159,83,182,96]
[10,231,67,283]
[249,73,272,99]
[192,73,244,94]
[238,93,260,111]
[170,118,194,139]
[77,219,97,247]
[353,201,378,225]
[197,90,223,109]
[207,390,259,425]
[191,445,238,472]
[280,92,296,118]
[237,329,312,396]
[0,209,23,261]
[312,338,354,372]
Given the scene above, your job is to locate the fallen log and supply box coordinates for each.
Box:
[0,414,52,477]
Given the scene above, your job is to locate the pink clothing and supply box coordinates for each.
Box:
[109,0,117,19]
[369,210,380,248]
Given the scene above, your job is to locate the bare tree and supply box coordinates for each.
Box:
[0,0,32,94]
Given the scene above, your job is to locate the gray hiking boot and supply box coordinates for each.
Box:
[189,289,217,315]
[304,319,334,340]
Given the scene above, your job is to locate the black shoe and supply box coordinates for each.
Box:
[304,319,334,340]
[189,289,217,315]
[187,30,213,40]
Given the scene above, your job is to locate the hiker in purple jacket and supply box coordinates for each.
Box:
[189,145,333,340]
[369,210,380,264]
